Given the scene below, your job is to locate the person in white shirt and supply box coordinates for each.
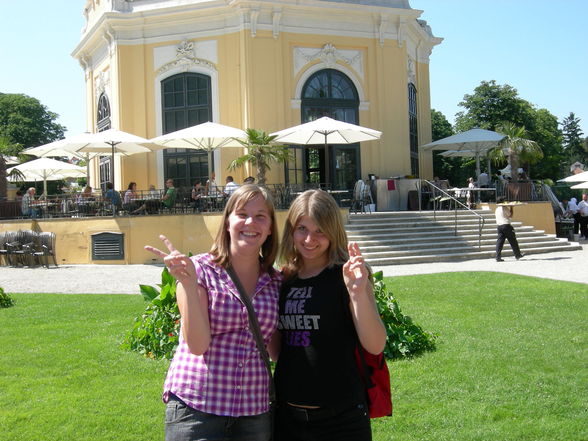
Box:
[566,197,580,235]
[205,172,218,197]
[577,193,588,239]
[223,176,239,197]
[21,187,39,218]
[494,197,524,262]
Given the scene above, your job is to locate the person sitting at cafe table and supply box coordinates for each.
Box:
[21,187,40,219]
[243,176,255,184]
[104,182,122,214]
[191,180,205,212]
[77,185,95,214]
[160,178,177,211]
[123,182,144,214]
[223,175,239,197]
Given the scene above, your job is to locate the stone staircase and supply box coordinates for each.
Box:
[345,210,582,265]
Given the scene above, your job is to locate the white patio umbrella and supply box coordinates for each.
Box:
[270,116,382,185]
[21,129,159,187]
[570,181,588,190]
[7,157,86,197]
[149,122,247,174]
[557,170,588,183]
[421,128,505,177]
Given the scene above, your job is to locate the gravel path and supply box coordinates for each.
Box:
[0,246,586,295]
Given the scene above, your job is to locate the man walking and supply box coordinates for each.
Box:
[495,197,524,262]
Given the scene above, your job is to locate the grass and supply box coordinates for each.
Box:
[0,272,586,441]
[372,272,588,441]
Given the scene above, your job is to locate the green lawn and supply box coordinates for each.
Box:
[0,272,586,441]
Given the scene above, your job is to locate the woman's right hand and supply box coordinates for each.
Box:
[145,235,196,286]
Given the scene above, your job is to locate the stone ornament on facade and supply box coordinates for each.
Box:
[95,71,111,101]
[156,38,217,75]
[293,44,363,80]
[272,9,282,39]
[407,57,416,85]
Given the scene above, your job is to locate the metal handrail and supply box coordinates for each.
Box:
[419,180,486,250]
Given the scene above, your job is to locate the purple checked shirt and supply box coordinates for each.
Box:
[163,253,281,416]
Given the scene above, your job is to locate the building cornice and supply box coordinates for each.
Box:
[73,0,441,66]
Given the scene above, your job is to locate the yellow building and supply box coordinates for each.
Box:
[74,0,441,192]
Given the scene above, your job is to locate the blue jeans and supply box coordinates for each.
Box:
[165,395,271,441]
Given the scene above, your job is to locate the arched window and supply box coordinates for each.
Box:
[97,93,112,191]
[161,73,212,188]
[290,69,360,189]
[408,83,419,176]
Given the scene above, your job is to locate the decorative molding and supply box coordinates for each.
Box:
[378,14,387,47]
[272,9,282,39]
[79,54,92,81]
[156,39,218,75]
[293,44,363,80]
[407,56,416,84]
[397,17,406,48]
[103,26,116,57]
[176,38,195,58]
[250,8,260,38]
[95,70,111,100]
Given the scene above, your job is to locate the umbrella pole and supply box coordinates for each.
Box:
[475,154,481,179]
[85,153,91,183]
[324,136,330,188]
[111,142,115,188]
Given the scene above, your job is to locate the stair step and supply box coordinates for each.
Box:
[344,210,580,265]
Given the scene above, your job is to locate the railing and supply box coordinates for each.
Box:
[419,180,486,250]
[0,184,353,220]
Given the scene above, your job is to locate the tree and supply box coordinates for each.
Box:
[527,109,563,179]
[561,112,585,167]
[454,81,566,181]
[454,80,536,133]
[430,109,461,182]
[431,109,454,141]
[490,122,543,181]
[0,93,66,198]
[228,128,291,186]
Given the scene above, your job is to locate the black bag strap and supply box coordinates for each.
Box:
[226,266,275,404]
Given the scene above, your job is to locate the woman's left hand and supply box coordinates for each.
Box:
[343,242,369,296]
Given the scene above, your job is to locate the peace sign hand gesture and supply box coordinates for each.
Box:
[343,242,369,297]
[145,235,196,286]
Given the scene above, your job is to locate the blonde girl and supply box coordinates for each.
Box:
[271,189,386,441]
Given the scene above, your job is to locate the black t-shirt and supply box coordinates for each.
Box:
[274,265,364,407]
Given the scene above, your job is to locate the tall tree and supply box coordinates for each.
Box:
[228,128,291,186]
[490,122,543,181]
[454,80,536,133]
[527,109,564,179]
[431,108,454,141]
[561,112,585,167]
[430,109,461,182]
[0,93,66,198]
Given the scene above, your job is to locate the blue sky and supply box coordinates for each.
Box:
[1,0,586,140]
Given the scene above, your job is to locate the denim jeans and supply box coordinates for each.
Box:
[165,395,271,441]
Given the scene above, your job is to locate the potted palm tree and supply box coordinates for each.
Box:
[228,128,291,186]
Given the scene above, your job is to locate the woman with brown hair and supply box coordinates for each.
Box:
[145,184,281,441]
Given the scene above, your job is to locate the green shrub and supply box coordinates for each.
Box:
[123,267,436,361]
[121,267,180,359]
[0,287,15,308]
[373,271,437,359]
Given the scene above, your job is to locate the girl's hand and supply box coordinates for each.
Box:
[145,235,196,285]
[343,242,369,296]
